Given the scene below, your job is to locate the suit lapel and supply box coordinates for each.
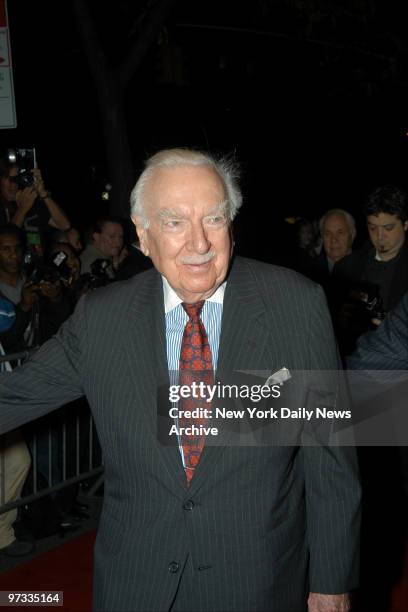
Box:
[217,257,273,377]
[124,270,187,495]
[188,257,280,495]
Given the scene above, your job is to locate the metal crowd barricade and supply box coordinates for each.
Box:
[0,348,104,516]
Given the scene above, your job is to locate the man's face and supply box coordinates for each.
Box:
[0,234,23,276]
[367,212,408,261]
[133,165,232,303]
[93,222,124,258]
[0,167,19,202]
[322,213,354,263]
[298,223,314,249]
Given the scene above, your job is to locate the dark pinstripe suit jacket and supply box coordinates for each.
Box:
[0,256,361,612]
[348,289,408,371]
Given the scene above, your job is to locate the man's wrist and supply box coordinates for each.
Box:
[308,592,351,611]
[15,197,32,213]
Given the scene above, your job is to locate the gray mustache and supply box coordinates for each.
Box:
[181,252,215,265]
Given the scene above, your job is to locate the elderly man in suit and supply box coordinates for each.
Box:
[0,149,360,611]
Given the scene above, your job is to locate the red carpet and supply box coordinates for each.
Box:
[0,531,95,611]
[390,539,408,612]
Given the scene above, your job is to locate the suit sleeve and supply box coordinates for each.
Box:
[0,294,88,435]
[348,291,408,371]
[345,292,408,443]
[302,284,361,594]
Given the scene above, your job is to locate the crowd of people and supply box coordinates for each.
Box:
[290,186,408,358]
[289,189,408,610]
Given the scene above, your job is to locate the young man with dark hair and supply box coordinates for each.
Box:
[335,186,408,323]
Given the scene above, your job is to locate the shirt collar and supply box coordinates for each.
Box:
[162,276,226,314]
[374,249,401,262]
[326,255,335,273]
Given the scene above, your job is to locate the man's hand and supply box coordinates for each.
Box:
[66,227,82,251]
[32,168,48,198]
[20,283,40,312]
[112,246,129,270]
[15,186,37,214]
[308,592,351,612]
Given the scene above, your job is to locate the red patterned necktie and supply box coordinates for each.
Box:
[179,301,214,485]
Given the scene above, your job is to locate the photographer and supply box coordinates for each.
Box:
[0,154,73,257]
[38,242,81,342]
[0,226,39,352]
[333,185,408,354]
[80,216,127,280]
[0,225,73,351]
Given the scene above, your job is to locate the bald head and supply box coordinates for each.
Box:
[321,210,356,263]
[130,148,242,229]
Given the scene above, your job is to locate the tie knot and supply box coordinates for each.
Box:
[182,300,205,320]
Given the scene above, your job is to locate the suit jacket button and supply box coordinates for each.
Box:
[183,500,194,511]
[168,562,179,573]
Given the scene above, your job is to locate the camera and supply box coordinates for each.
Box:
[352,284,387,322]
[87,258,111,288]
[363,291,386,321]
[24,249,71,286]
[76,258,111,293]
[7,147,36,189]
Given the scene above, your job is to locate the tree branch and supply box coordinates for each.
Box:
[176,22,397,64]
[72,0,111,92]
[118,0,178,89]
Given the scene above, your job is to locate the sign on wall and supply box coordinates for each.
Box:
[0,0,17,129]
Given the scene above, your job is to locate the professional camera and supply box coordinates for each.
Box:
[6,147,36,189]
[76,258,111,294]
[24,250,71,286]
[89,258,110,286]
[347,283,387,324]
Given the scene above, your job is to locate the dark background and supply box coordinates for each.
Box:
[2,0,408,261]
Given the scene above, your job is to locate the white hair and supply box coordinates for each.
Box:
[130,148,242,228]
[319,208,356,239]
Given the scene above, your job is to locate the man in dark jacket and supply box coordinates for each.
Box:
[0,149,361,612]
[334,186,408,354]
